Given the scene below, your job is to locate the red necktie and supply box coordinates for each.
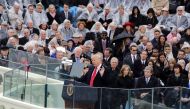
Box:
[90,68,97,87]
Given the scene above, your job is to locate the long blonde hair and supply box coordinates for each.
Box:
[119,65,133,77]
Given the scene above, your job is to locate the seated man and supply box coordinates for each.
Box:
[170,6,188,32]
[136,66,161,108]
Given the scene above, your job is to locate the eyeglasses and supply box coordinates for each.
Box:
[101,34,107,36]
[132,49,137,51]
[178,10,182,11]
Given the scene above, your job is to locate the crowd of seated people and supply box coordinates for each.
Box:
[1,0,190,108]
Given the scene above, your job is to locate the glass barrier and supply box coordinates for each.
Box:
[4,73,190,109]
[6,49,73,81]
[3,49,190,109]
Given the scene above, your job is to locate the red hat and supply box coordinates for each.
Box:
[123,22,134,28]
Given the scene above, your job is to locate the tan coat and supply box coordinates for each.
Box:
[152,0,169,12]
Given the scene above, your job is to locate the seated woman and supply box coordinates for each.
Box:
[122,22,135,36]
[144,8,158,28]
[129,6,146,28]
[77,3,98,30]
[133,25,150,43]
[167,27,181,45]
[90,21,106,33]
[75,21,89,38]
[58,19,76,41]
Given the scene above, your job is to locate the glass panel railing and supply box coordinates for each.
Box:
[73,85,99,109]
[181,87,190,109]
[47,80,74,109]
[30,83,45,107]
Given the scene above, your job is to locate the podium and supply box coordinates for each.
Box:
[62,80,98,109]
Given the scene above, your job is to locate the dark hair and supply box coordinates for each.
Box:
[64,3,69,7]
[147,8,156,16]
[130,45,137,50]
[178,49,185,54]
[104,47,113,54]
[141,50,147,55]
[158,35,166,46]
[12,35,19,39]
[173,64,183,73]
[132,6,140,15]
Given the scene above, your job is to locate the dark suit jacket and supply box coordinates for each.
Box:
[105,67,120,87]
[19,37,29,45]
[136,76,160,89]
[129,14,146,27]
[115,75,134,89]
[75,65,108,87]
[47,12,61,25]
[28,27,40,35]
[103,56,112,67]
[123,54,140,70]
[94,38,111,53]
[133,59,148,78]
[59,10,73,23]
[136,76,160,102]
[167,73,188,87]
[0,37,8,46]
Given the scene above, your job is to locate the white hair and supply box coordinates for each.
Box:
[73,46,82,54]
[111,57,119,63]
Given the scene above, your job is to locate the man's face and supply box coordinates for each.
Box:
[130,47,137,55]
[177,51,185,59]
[37,6,43,13]
[154,31,160,39]
[144,69,152,78]
[110,59,118,69]
[14,5,20,13]
[142,37,148,45]
[164,47,171,54]
[0,6,4,12]
[104,50,110,57]
[140,51,147,60]
[28,21,33,28]
[162,10,169,16]
[7,30,15,37]
[28,6,34,14]
[23,30,30,37]
[91,55,101,67]
[0,50,9,56]
[105,9,110,14]
[177,9,183,16]
[10,38,18,47]
[65,22,71,28]
[75,49,82,58]
[146,42,153,50]
[101,33,107,40]
[64,4,69,12]
[56,52,64,60]
[87,6,93,12]
[119,7,124,15]
[40,32,46,40]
